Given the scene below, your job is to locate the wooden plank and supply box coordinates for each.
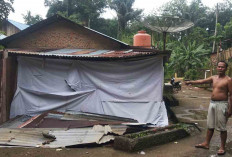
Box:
[0,59,2,124]
[0,51,7,124]
[6,56,17,120]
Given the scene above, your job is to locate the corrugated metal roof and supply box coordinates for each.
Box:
[22,111,136,128]
[45,128,105,148]
[0,127,113,148]
[0,128,54,147]
[65,111,138,122]
[45,125,124,148]
[7,48,168,60]
[0,34,7,40]
[8,19,29,30]
[0,115,32,128]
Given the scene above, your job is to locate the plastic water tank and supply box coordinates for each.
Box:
[133,30,151,48]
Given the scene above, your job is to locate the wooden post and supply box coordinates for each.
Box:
[212,4,218,53]
[210,57,213,76]
[163,32,167,51]
[0,50,8,124]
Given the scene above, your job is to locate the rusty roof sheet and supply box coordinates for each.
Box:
[45,128,105,148]
[0,126,116,148]
[21,111,137,128]
[0,128,54,147]
[7,48,169,60]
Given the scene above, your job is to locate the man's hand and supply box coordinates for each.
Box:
[185,81,192,85]
[227,110,232,119]
[226,111,231,122]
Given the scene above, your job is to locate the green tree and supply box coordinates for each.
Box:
[223,18,232,48]
[224,18,232,39]
[183,27,209,47]
[109,0,142,39]
[168,41,210,78]
[0,0,14,21]
[91,18,118,39]
[45,0,107,27]
[160,0,188,18]
[200,1,232,35]
[217,0,232,28]
[187,0,208,27]
[23,11,43,25]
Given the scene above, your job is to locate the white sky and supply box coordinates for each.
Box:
[8,0,225,24]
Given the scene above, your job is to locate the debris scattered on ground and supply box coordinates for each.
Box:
[138,151,146,155]
[0,111,200,151]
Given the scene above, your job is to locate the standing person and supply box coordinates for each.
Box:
[185,61,232,155]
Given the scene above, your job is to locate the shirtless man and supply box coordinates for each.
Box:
[185,61,232,155]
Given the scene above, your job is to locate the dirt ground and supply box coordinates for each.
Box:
[1,84,232,157]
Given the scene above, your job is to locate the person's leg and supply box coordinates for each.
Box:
[205,128,214,146]
[196,101,215,149]
[218,131,227,154]
[195,128,214,149]
[216,102,228,155]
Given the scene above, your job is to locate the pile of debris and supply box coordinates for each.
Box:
[0,111,142,148]
[0,111,200,151]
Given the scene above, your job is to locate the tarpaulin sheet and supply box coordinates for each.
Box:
[10,56,168,126]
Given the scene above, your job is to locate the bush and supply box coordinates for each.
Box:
[184,69,199,80]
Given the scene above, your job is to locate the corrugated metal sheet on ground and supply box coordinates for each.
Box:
[64,111,138,122]
[0,128,54,147]
[0,125,119,148]
[46,125,121,148]
[0,115,32,128]
[23,118,125,128]
[7,48,159,59]
[45,128,104,148]
[21,111,137,128]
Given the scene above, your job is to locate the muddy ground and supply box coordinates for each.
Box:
[1,84,232,157]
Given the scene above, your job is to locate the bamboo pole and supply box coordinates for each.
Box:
[212,4,218,53]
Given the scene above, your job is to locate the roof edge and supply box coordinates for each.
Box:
[0,14,129,48]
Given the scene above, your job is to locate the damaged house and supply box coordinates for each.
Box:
[1,19,29,37]
[0,15,170,134]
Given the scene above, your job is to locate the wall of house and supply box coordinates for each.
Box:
[2,22,21,36]
[7,20,123,50]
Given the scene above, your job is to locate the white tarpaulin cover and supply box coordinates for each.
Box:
[10,56,168,126]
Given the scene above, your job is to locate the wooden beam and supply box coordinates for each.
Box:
[0,50,8,124]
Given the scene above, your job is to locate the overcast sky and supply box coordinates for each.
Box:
[8,0,225,24]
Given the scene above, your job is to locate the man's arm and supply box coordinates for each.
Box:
[185,76,213,85]
[227,78,232,118]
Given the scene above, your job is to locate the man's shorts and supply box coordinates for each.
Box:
[207,100,228,131]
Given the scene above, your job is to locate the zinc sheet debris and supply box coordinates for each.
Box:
[0,125,122,148]
[0,128,54,147]
[6,48,166,60]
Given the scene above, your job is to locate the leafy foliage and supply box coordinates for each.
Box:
[182,27,209,46]
[91,18,118,39]
[224,18,232,48]
[0,0,14,22]
[159,0,188,18]
[45,0,107,27]
[108,0,142,39]
[167,41,210,78]
[23,11,43,25]
[42,0,232,80]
